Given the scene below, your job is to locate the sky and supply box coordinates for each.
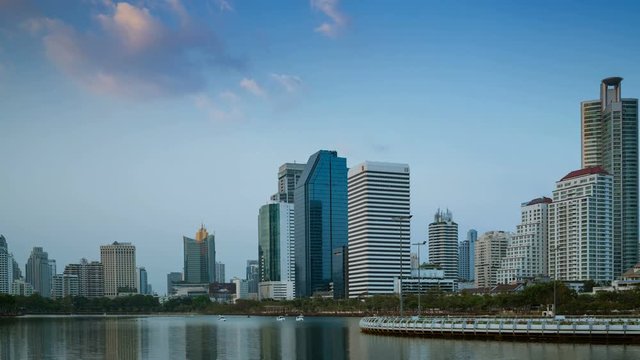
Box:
[1,0,640,294]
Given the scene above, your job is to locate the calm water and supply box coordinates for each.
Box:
[1,315,639,359]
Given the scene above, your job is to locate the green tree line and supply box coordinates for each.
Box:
[2,283,640,316]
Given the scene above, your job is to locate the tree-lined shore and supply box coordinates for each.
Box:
[2,283,640,317]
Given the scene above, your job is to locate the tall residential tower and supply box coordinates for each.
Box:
[428,210,458,281]
[581,77,638,276]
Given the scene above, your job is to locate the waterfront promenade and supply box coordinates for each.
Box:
[360,316,640,344]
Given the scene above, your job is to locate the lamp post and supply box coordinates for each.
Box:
[550,244,563,317]
[412,241,427,316]
[392,215,412,317]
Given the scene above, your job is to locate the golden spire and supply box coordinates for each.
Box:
[195,223,208,242]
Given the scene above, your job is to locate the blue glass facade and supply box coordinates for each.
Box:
[294,150,348,298]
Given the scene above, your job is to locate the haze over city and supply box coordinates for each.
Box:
[2,0,640,293]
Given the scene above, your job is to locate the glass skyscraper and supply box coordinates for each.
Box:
[258,203,295,284]
[294,150,348,298]
[183,224,216,284]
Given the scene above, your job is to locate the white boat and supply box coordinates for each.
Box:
[276,316,286,321]
[296,315,304,322]
[218,315,226,321]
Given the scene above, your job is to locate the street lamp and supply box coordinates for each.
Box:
[412,241,427,316]
[392,215,412,317]
[550,244,564,317]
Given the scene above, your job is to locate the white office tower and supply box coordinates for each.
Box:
[498,197,551,284]
[100,242,136,297]
[428,209,458,281]
[548,167,613,282]
[0,235,14,294]
[348,162,410,298]
[475,231,511,288]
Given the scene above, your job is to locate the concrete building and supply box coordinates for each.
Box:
[475,231,511,288]
[458,240,470,282]
[582,77,638,277]
[347,161,411,298]
[51,274,79,299]
[214,262,225,283]
[0,235,14,294]
[166,272,182,296]
[271,162,306,203]
[428,209,458,281]
[25,247,53,298]
[100,242,136,297]
[11,279,34,296]
[294,150,348,299]
[232,277,249,302]
[548,167,613,282]
[63,259,104,298]
[393,268,457,294]
[258,281,295,300]
[498,197,551,284]
[183,224,216,284]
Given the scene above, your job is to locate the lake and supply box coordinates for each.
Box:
[1,315,639,359]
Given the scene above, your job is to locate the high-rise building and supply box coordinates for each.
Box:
[294,150,348,299]
[428,209,458,280]
[214,262,225,283]
[467,230,477,280]
[548,167,613,282]
[166,272,182,296]
[246,260,259,294]
[137,267,148,295]
[258,203,295,283]
[581,77,638,276]
[458,240,470,282]
[51,274,79,299]
[475,231,511,288]
[271,163,306,203]
[498,197,551,284]
[347,161,411,298]
[64,259,104,298]
[25,247,53,298]
[100,242,136,297]
[0,235,14,294]
[183,224,216,284]
[11,279,34,296]
[12,258,21,281]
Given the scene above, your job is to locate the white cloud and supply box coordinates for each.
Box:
[310,0,347,37]
[194,92,243,123]
[239,78,266,97]
[23,2,243,98]
[215,0,234,12]
[270,73,302,93]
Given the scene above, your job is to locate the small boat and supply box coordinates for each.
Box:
[218,315,226,321]
[296,314,304,322]
[276,316,285,321]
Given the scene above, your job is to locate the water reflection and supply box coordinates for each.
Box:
[1,316,640,359]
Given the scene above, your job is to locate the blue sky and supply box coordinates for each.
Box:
[1,0,639,293]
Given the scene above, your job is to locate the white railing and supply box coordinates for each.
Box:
[359,316,640,336]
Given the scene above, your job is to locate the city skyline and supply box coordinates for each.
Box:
[2,1,640,293]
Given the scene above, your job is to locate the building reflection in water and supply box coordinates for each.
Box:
[185,320,217,359]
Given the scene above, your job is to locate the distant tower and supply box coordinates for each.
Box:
[475,231,511,288]
[581,77,638,276]
[0,235,14,294]
[271,163,306,203]
[428,210,458,280]
[100,242,136,297]
[183,224,216,284]
[26,247,53,298]
[548,167,613,282]
[498,197,551,284]
[347,161,411,298]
